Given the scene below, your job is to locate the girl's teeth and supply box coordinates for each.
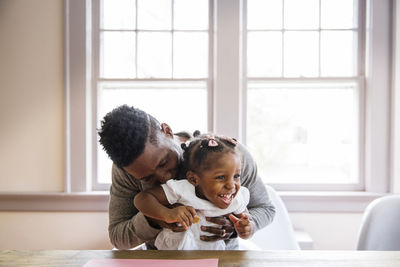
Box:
[219,194,234,205]
[220,192,235,198]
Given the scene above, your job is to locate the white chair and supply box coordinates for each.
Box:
[239,185,300,250]
[357,194,400,251]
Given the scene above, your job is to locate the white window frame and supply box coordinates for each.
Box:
[61,0,394,212]
[216,0,391,194]
[91,0,214,190]
[242,1,366,192]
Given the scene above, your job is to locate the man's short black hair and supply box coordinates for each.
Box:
[98,105,160,168]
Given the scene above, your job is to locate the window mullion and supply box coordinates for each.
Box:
[207,0,214,132]
[282,0,285,77]
[213,0,243,140]
[65,0,92,192]
[364,0,392,193]
[171,0,174,78]
[135,0,138,78]
[318,0,321,77]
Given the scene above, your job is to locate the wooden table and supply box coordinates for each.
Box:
[1,250,400,267]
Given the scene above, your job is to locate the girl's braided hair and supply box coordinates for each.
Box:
[180,131,238,175]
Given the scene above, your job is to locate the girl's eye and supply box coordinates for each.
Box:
[234,174,240,179]
[216,175,225,180]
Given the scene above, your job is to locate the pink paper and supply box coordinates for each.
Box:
[83,258,218,267]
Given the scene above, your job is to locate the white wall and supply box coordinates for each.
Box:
[290,213,364,250]
[0,211,363,250]
[0,0,392,250]
[0,0,64,192]
[0,212,112,250]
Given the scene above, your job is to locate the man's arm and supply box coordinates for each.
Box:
[108,164,161,250]
[238,142,275,231]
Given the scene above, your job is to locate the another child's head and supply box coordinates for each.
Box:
[181,134,241,209]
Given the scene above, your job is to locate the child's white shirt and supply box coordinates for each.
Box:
[155,179,250,250]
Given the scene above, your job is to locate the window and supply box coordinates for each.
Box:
[246,0,363,190]
[94,0,210,188]
[66,0,392,200]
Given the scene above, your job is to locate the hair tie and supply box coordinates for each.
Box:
[193,130,201,137]
[200,134,218,148]
[181,143,187,150]
[218,135,237,146]
[208,138,218,147]
[198,134,237,149]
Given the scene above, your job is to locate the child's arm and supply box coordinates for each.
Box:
[134,186,197,229]
[229,210,254,239]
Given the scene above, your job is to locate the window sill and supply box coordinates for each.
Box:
[0,192,109,211]
[280,191,385,212]
[0,191,385,212]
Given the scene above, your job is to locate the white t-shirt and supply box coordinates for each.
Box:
[155,179,250,250]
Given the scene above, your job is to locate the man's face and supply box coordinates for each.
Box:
[123,133,182,184]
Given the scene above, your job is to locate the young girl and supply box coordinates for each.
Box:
[134,134,251,250]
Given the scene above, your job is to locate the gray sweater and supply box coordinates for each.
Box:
[108,142,276,249]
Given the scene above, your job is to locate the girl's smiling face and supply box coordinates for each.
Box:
[189,152,241,209]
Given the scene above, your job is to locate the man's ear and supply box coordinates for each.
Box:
[161,123,174,138]
[186,171,199,186]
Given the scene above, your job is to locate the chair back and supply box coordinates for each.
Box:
[240,185,300,250]
[357,195,400,250]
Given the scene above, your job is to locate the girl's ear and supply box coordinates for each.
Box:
[186,171,199,186]
[161,123,174,138]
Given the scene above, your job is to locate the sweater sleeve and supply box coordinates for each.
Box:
[238,142,276,231]
[108,164,161,250]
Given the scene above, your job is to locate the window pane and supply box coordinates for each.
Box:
[98,150,113,183]
[99,82,207,132]
[247,0,282,30]
[284,31,318,77]
[137,32,172,78]
[137,0,171,30]
[247,32,282,77]
[97,81,208,183]
[173,32,208,78]
[101,0,136,30]
[247,82,358,184]
[100,32,135,78]
[174,0,208,30]
[321,31,356,77]
[321,0,357,29]
[284,0,319,29]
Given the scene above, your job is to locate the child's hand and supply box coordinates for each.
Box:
[165,206,197,230]
[229,213,254,239]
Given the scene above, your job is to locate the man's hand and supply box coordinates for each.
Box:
[200,215,235,241]
[229,213,254,239]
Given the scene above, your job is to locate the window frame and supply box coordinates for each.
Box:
[244,0,366,191]
[63,0,394,211]
[90,0,214,190]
